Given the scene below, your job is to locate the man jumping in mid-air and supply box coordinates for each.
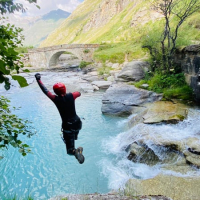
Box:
[35,73,84,164]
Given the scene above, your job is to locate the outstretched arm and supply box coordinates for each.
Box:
[35,73,56,101]
[72,91,81,100]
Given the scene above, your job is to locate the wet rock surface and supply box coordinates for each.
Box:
[125,174,200,200]
[128,101,189,127]
[127,135,200,168]
[142,101,188,124]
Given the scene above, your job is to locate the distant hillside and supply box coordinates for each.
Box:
[42,9,70,21]
[40,0,200,50]
[7,9,71,47]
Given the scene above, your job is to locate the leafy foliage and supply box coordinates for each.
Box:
[0,0,38,158]
[83,49,90,54]
[0,96,35,158]
[79,61,91,69]
[0,17,28,90]
[0,0,38,15]
[147,73,186,92]
[143,0,200,72]
[163,85,193,100]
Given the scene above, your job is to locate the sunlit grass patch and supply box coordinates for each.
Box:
[163,86,194,100]
[94,42,146,64]
[133,73,194,101]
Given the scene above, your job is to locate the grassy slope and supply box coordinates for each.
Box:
[40,0,102,46]
[40,0,200,64]
[40,0,151,46]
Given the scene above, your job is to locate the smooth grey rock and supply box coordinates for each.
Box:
[117,61,149,82]
[81,75,101,82]
[91,80,112,89]
[101,83,162,115]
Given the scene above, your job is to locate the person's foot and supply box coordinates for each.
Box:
[74,147,85,164]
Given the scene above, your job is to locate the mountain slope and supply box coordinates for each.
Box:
[40,0,200,49]
[40,0,160,47]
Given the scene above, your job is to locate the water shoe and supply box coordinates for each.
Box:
[74,147,85,164]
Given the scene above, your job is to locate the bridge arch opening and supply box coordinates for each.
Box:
[49,51,81,68]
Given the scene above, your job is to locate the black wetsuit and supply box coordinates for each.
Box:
[36,79,82,155]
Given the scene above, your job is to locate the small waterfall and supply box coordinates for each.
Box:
[101,108,200,190]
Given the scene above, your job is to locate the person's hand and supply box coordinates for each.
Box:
[35,73,41,80]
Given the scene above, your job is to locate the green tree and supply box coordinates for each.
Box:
[0,96,34,159]
[143,0,200,72]
[0,17,29,90]
[0,0,38,158]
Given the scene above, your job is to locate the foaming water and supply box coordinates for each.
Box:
[101,108,200,190]
[0,73,126,199]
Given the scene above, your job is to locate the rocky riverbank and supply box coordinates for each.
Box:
[49,194,172,200]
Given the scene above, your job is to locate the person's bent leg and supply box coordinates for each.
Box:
[63,130,75,155]
[63,130,85,164]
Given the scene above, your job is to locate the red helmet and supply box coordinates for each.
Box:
[53,83,66,96]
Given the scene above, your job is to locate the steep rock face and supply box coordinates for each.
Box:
[82,0,130,31]
[175,44,200,101]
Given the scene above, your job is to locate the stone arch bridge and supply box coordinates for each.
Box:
[27,44,100,68]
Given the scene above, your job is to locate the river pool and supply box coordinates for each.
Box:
[1,72,200,199]
[0,72,128,199]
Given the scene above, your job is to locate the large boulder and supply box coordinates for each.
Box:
[117,61,149,82]
[143,101,188,124]
[101,83,162,116]
[127,141,186,166]
[128,101,188,127]
[125,174,200,200]
[126,142,160,165]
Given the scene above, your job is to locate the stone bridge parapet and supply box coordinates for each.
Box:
[27,44,100,68]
